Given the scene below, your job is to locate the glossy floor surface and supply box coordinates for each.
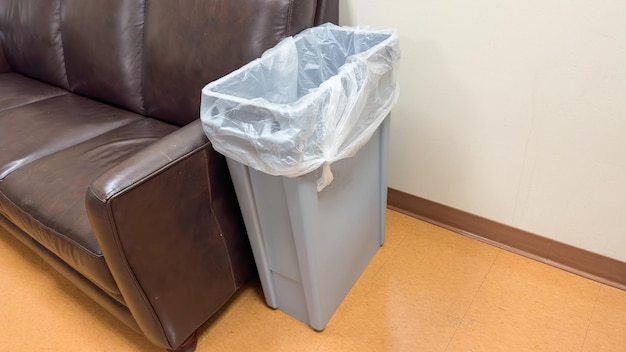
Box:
[1,210,625,351]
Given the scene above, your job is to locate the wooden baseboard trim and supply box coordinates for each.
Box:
[387,188,626,290]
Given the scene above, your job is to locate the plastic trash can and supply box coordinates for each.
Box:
[200,23,399,331]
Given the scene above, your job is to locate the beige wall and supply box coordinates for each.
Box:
[340,0,626,262]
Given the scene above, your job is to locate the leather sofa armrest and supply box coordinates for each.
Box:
[89,119,208,201]
[86,119,252,350]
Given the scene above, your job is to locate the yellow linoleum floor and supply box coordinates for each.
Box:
[1,210,625,351]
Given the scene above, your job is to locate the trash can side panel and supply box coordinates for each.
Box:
[248,169,302,284]
[281,172,326,330]
[313,117,386,324]
[225,159,279,308]
[378,116,391,244]
[270,273,310,324]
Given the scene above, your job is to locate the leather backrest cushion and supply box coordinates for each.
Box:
[0,0,68,88]
[61,0,145,114]
[0,0,327,125]
[315,0,338,25]
[142,0,317,126]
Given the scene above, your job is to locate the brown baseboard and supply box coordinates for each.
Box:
[387,188,626,291]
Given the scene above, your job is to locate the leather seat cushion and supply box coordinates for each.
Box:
[0,118,178,296]
[0,93,143,181]
[0,73,67,112]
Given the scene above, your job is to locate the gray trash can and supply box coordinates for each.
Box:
[200,23,399,331]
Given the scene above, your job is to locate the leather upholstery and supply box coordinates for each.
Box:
[0,42,9,72]
[0,119,177,296]
[0,0,68,89]
[0,217,134,329]
[0,73,67,112]
[0,0,338,350]
[87,121,243,347]
[61,0,145,114]
[142,0,317,126]
[0,94,141,181]
[315,0,339,25]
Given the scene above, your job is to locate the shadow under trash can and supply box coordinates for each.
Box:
[200,23,400,331]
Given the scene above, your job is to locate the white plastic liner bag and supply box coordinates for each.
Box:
[201,23,400,191]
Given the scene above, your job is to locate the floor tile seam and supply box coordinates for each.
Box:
[363,253,394,284]
[311,297,359,352]
[363,229,413,283]
[443,248,503,352]
[578,284,603,352]
[311,267,409,352]
[311,330,336,352]
[382,225,412,256]
[444,327,540,352]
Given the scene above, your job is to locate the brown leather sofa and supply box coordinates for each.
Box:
[0,1,337,351]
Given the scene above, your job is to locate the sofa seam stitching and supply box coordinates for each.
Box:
[56,0,70,90]
[286,0,295,35]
